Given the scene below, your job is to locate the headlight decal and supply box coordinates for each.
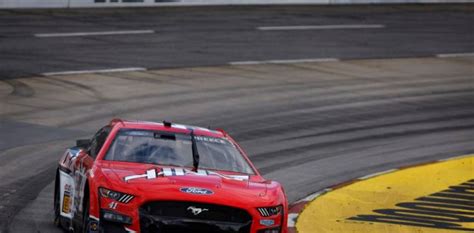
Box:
[257,206,282,217]
[99,188,134,204]
[118,194,134,203]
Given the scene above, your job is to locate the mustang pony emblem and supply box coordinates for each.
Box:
[187,206,209,216]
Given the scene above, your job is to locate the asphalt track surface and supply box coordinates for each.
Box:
[0,4,473,78]
[0,4,473,233]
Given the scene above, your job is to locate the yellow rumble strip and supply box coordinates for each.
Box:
[296,155,474,233]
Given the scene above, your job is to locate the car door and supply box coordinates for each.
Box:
[73,126,111,218]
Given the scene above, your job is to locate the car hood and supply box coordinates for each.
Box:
[97,162,276,204]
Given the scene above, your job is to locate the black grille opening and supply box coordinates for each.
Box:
[100,220,128,233]
[140,201,252,233]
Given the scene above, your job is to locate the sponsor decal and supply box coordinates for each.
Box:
[348,179,474,231]
[108,202,118,209]
[260,219,275,227]
[62,184,72,213]
[180,187,214,195]
[74,156,88,213]
[124,168,249,182]
[89,219,99,233]
[194,136,229,145]
[187,206,209,216]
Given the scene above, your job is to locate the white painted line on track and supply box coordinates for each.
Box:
[300,192,321,203]
[42,67,147,76]
[296,188,333,204]
[35,30,154,38]
[287,213,299,227]
[436,52,474,58]
[437,154,473,162]
[257,24,385,31]
[357,169,398,180]
[229,58,339,65]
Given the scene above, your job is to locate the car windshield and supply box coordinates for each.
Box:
[104,129,255,174]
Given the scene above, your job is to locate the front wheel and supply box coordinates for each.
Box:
[82,196,90,233]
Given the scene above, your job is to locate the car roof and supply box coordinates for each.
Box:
[109,119,226,138]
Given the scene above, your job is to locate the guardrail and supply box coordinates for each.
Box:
[1,0,473,9]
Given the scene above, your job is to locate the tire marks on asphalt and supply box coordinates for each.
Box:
[1,56,473,232]
[2,80,35,97]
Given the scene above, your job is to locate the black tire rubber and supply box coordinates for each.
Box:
[53,176,61,227]
[82,196,90,233]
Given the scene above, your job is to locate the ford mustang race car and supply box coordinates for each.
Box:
[53,119,288,233]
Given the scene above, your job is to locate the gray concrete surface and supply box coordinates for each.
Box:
[1,56,473,232]
[0,4,473,78]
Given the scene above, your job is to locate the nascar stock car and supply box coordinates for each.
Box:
[54,119,288,233]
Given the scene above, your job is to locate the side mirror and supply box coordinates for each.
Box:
[76,139,91,149]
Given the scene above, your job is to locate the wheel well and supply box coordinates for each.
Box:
[81,181,91,230]
[83,181,90,205]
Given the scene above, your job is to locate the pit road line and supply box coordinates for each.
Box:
[257,24,385,31]
[436,52,474,58]
[357,168,397,180]
[40,53,473,77]
[42,67,147,76]
[229,58,339,65]
[34,30,155,38]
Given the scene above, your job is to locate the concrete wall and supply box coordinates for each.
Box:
[1,0,68,8]
[1,0,473,9]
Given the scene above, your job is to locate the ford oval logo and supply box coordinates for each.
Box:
[180,187,214,195]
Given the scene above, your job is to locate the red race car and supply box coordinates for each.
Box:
[54,119,288,233]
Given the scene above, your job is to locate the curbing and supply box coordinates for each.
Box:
[286,153,474,233]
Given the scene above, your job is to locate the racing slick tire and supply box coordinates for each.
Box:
[81,192,90,233]
[53,177,61,227]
